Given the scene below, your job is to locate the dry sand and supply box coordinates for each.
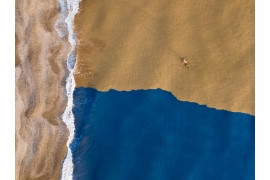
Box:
[15,0,70,179]
[74,0,254,115]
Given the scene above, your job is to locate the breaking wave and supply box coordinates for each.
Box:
[56,0,81,179]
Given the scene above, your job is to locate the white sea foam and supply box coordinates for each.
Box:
[56,0,81,179]
[61,71,75,180]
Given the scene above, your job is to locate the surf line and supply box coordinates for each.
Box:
[56,0,81,179]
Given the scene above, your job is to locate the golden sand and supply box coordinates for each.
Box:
[15,0,70,179]
[74,0,255,115]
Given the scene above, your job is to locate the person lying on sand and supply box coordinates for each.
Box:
[180,56,190,69]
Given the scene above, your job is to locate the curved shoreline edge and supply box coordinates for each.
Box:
[57,0,81,179]
[76,87,255,116]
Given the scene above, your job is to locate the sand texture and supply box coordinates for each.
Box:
[15,0,70,179]
[74,0,254,115]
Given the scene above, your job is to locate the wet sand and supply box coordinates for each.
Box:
[74,0,255,115]
[15,0,70,179]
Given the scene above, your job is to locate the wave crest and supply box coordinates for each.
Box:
[56,0,81,179]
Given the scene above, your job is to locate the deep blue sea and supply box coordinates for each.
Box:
[70,87,254,180]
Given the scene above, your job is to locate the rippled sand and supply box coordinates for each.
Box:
[15,0,71,179]
[74,0,254,115]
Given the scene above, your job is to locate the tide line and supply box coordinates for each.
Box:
[56,0,81,179]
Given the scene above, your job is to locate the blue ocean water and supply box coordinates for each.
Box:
[71,87,254,180]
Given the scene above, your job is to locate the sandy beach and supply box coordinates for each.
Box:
[15,0,70,179]
[74,0,254,115]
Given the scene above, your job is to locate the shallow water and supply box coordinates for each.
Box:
[71,87,254,180]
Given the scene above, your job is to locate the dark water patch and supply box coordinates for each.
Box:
[71,87,254,180]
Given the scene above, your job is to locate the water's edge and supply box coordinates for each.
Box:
[56,0,81,179]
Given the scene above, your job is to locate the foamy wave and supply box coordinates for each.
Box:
[56,0,81,179]
[65,0,81,71]
[61,71,75,180]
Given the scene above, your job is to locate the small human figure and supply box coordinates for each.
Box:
[180,56,190,69]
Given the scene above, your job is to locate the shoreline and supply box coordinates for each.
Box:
[58,0,82,179]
